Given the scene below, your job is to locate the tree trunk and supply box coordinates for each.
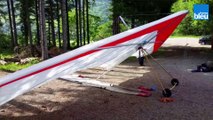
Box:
[131,16,135,28]
[7,0,14,48]
[49,0,56,47]
[28,17,34,56]
[35,0,40,46]
[83,0,86,45]
[39,0,48,60]
[86,0,89,44]
[23,0,33,56]
[61,0,68,51]
[21,0,29,46]
[75,0,79,47]
[10,0,18,47]
[112,16,120,35]
[112,0,120,35]
[66,0,70,49]
[56,0,61,48]
[79,0,82,46]
[7,0,17,49]
[48,18,51,45]
[25,1,33,56]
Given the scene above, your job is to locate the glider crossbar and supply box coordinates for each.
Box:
[94,42,163,50]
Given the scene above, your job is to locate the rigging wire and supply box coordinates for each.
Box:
[140,48,165,90]
[143,49,174,79]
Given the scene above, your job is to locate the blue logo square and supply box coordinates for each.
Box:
[194,4,209,20]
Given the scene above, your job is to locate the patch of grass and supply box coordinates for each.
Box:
[125,56,138,62]
[170,35,201,38]
[0,59,40,72]
[0,49,14,60]
[1,49,41,72]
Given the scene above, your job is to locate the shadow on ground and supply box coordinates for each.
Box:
[0,47,213,120]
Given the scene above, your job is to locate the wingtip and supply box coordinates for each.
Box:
[181,10,189,14]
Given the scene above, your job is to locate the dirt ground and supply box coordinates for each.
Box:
[0,38,213,120]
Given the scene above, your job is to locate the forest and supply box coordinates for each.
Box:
[0,0,212,62]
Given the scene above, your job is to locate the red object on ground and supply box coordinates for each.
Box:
[137,92,152,97]
[160,97,175,103]
[138,86,153,91]
[78,75,84,78]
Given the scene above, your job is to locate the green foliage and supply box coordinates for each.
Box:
[68,10,77,46]
[0,59,40,72]
[92,21,113,41]
[171,0,213,35]
[0,48,40,72]
[88,14,102,41]
[0,1,7,31]
[0,49,13,60]
[68,9,102,45]
[0,34,12,50]
[112,0,176,25]
[68,9,106,43]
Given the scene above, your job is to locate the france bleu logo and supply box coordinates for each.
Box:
[194,4,209,20]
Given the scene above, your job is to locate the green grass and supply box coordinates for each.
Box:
[170,35,201,38]
[0,49,40,72]
[0,49,14,59]
[0,59,40,72]
[124,56,138,62]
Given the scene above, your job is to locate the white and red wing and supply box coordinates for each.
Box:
[0,10,188,106]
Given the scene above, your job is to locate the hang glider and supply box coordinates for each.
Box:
[0,10,188,106]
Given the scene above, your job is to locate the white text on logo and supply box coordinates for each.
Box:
[194,12,209,20]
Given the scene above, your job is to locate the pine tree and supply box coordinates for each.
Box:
[39,0,48,60]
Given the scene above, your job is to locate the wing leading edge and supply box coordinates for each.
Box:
[0,10,188,106]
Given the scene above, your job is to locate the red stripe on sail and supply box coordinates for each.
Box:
[0,12,187,88]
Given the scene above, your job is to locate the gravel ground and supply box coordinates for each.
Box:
[0,38,213,120]
[164,37,211,48]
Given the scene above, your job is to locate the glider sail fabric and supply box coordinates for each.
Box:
[0,10,188,106]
